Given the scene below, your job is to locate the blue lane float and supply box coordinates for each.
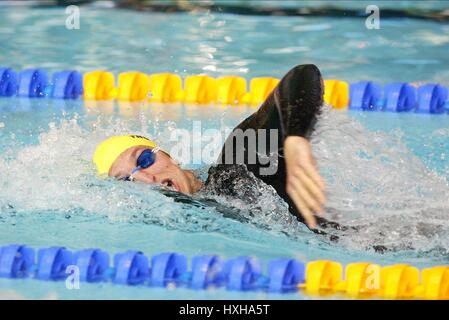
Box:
[0,245,34,278]
[224,256,263,291]
[383,82,417,112]
[0,244,304,294]
[150,252,187,287]
[113,250,149,285]
[190,255,225,289]
[417,84,448,114]
[349,81,382,111]
[267,258,304,293]
[74,248,109,283]
[0,68,18,97]
[18,69,48,98]
[51,70,83,99]
[36,246,73,281]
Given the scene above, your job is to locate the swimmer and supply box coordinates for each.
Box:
[93,64,326,229]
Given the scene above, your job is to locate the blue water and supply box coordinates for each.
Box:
[216,0,449,10]
[0,4,449,299]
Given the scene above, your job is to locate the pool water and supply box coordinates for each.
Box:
[0,4,449,299]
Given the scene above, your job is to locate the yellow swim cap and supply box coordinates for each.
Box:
[93,135,157,175]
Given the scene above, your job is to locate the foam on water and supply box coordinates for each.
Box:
[0,113,306,247]
[312,106,449,253]
[0,105,448,259]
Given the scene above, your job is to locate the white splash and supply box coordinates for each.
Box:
[311,106,449,252]
[0,109,448,255]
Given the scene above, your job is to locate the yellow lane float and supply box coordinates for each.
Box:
[241,77,279,106]
[182,75,218,104]
[216,76,247,105]
[148,73,182,103]
[324,79,349,109]
[380,264,420,299]
[116,71,150,102]
[300,260,342,295]
[414,266,449,299]
[334,262,382,298]
[83,70,115,100]
[81,70,357,109]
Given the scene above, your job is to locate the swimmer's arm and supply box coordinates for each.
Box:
[273,65,326,228]
[274,64,322,138]
[284,136,325,229]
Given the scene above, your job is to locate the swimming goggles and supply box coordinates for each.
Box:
[121,147,160,181]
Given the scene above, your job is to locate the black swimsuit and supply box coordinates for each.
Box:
[203,64,344,231]
[143,64,370,246]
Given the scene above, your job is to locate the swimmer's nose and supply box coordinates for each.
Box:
[160,178,174,188]
[153,172,183,193]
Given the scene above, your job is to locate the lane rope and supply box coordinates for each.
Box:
[0,67,448,113]
[0,244,448,299]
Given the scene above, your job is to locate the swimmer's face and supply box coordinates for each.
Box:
[109,146,203,194]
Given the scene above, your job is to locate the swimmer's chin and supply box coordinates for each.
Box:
[141,183,183,195]
[162,185,181,193]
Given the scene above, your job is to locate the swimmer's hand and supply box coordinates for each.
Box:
[284,136,326,229]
